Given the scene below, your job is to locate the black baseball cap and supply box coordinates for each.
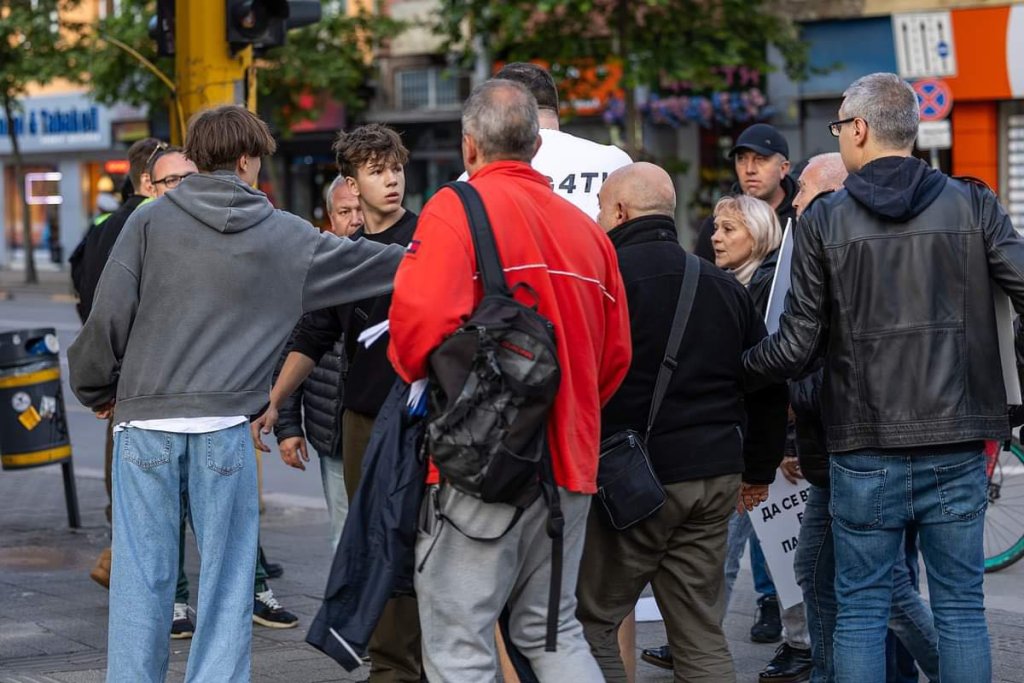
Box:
[728,123,789,160]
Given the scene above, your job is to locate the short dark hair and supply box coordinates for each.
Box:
[494,62,558,111]
[146,145,184,177]
[184,105,277,173]
[332,124,409,178]
[127,137,163,189]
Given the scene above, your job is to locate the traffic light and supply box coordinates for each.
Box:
[226,0,321,54]
[148,0,175,57]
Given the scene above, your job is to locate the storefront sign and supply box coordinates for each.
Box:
[748,472,812,610]
[0,93,112,155]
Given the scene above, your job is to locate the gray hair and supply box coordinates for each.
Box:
[323,175,346,212]
[462,79,539,162]
[805,152,847,191]
[841,73,919,151]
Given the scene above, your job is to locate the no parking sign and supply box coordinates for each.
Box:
[913,78,953,122]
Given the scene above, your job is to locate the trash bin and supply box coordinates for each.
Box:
[0,328,72,470]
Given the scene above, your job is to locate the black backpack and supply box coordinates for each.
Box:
[424,181,565,651]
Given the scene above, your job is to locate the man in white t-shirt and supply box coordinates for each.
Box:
[461,62,631,220]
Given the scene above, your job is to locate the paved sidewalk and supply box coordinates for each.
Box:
[0,267,75,303]
[2,468,1024,682]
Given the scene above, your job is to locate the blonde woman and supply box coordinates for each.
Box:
[712,192,812,670]
[711,194,783,315]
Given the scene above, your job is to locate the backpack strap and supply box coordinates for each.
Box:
[645,252,701,442]
[445,181,513,298]
[442,180,564,654]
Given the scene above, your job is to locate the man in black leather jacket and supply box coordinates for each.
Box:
[744,73,1024,682]
[787,153,939,683]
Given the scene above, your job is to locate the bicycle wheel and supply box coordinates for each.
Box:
[984,437,1024,572]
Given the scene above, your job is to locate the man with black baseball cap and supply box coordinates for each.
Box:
[694,123,797,261]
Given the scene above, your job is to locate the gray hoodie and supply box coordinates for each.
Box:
[68,171,406,422]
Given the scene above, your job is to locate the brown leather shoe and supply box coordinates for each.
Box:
[90,547,111,589]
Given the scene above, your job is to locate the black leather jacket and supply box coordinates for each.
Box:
[273,318,345,458]
[744,156,1024,453]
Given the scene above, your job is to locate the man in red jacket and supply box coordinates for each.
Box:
[388,79,632,681]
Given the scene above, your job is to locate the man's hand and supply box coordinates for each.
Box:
[738,483,770,513]
[279,436,309,471]
[251,404,279,453]
[780,456,803,484]
[94,401,115,420]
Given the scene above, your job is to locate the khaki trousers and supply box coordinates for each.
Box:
[576,473,741,683]
[342,409,423,683]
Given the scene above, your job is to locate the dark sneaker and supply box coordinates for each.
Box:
[253,588,299,629]
[759,643,813,682]
[751,595,783,643]
[171,602,195,640]
[640,645,673,670]
[264,561,284,579]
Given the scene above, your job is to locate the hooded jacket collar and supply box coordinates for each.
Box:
[166,170,274,234]
[844,155,947,223]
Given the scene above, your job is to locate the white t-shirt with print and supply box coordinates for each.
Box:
[460,128,632,220]
[531,128,632,220]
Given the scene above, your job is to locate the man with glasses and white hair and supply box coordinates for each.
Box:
[745,72,1024,682]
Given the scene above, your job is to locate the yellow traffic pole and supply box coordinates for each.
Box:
[175,0,253,140]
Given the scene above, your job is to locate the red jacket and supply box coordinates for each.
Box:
[388,161,632,494]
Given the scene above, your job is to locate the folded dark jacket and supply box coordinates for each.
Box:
[306,380,426,669]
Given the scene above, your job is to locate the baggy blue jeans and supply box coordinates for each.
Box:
[829,450,990,683]
[794,483,939,682]
[106,424,259,683]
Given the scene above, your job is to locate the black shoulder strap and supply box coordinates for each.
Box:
[445,181,512,298]
[646,252,701,441]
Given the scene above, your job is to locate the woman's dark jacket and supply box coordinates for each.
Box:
[273,316,345,458]
[601,215,788,486]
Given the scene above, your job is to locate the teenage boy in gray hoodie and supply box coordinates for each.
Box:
[68,105,405,683]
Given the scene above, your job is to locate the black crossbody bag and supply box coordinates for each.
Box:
[596,252,701,530]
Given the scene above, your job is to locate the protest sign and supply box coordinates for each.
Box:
[748,470,812,610]
[764,218,794,335]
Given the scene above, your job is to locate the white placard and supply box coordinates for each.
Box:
[917,120,952,150]
[765,219,794,335]
[892,12,958,79]
[747,472,812,610]
[635,596,662,623]
[994,288,1022,405]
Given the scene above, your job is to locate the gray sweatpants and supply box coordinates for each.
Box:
[415,484,602,682]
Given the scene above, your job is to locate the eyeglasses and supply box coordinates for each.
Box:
[145,141,170,169]
[152,172,194,189]
[828,117,857,137]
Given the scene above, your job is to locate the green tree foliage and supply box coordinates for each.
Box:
[0,0,87,283]
[87,0,403,133]
[437,0,808,156]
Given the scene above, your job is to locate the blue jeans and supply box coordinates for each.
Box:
[319,455,348,551]
[723,510,776,608]
[829,450,989,683]
[107,424,259,683]
[795,484,939,682]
